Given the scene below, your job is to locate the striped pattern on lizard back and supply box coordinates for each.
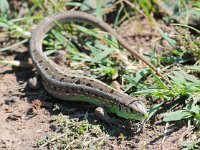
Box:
[29,11,147,120]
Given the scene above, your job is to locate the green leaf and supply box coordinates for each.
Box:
[159,29,177,46]
[95,0,103,20]
[51,29,66,45]
[184,65,200,71]
[171,23,200,34]
[185,83,200,92]
[85,43,114,63]
[75,25,100,38]
[134,69,150,82]
[177,70,200,83]
[160,56,190,64]
[163,110,193,122]
[147,102,164,121]
[44,50,56,56]
[134,88,162,94]
[124,69,150,91]
[0,19,8,27]
[168,71,187,86]
[0,0,10,17]
[189,105,200,114]
[86,43,102,56]
[0,39,28,52]
[99,64,118,78]
[151,70,168,89]
[181,140,199,150]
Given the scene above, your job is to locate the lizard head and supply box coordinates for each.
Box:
[111,99,148,120]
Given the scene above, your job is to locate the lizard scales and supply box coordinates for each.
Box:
[29,11,162,120]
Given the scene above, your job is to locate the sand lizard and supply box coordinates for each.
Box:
[29,11,169,121]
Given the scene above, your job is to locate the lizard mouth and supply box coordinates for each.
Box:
[128,107,148,119]
[117,109,148,120]
[113,104,148,120]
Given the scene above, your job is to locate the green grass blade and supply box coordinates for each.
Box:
[151,70,168,89]
[171,23,200,34]
[95,0,103,20]
[163,110,193,122]
[159,29,177,46]
[146,102,164,121]
[0,39,28,52]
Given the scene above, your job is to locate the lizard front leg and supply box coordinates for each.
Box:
[28,75,41,89]
[95,107,123,127]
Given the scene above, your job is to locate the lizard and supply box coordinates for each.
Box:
[29,11,169,122]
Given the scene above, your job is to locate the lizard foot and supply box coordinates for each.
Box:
[28,76,41,89]
[95,107,123,127]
